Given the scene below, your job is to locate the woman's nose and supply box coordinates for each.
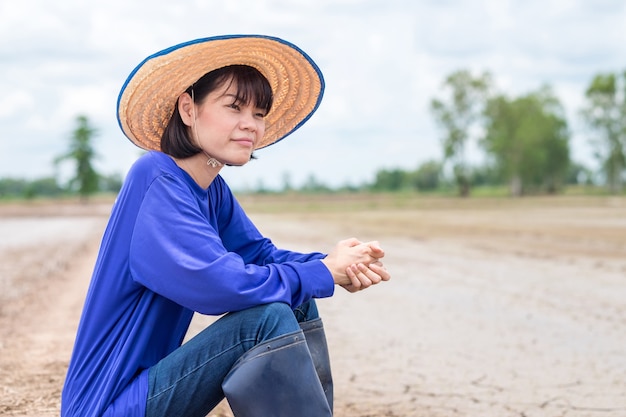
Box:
[239,110,257,131]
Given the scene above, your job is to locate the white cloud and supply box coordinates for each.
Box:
[0,91,34,118]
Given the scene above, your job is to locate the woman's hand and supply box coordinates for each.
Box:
[321,239,390,291]
[341,260,390,293]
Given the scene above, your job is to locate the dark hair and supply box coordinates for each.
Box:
[161,65,273,158]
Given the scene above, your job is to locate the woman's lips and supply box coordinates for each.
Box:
[233,138,254,147]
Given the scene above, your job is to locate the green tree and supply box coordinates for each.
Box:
[410,160,442,191]
[24,177,64,199]
[481,86,570,196]
[566,161,593,185]
[0,178,28,198]
[468,164,502,187]
[99,173,123,193]
[371,168,408,191]
[55,115,100,202]
[281,172,293,193]
[301,174,331,193]
[580,71,626,194]
[430,69,492,197]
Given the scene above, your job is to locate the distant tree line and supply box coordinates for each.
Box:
[364,159,593,194]
[2,69,625,200]
[428,68,626,196]
[0,173,123,200]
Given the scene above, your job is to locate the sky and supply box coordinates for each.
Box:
[1,0,625,191]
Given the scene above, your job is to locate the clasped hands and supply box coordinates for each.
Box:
[321,238,390,293]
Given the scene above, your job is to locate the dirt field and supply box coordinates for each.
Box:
[1,195,625,416]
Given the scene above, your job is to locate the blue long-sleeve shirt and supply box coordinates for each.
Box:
[61,151,335,417]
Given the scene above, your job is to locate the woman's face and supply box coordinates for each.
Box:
[187,79,267,166]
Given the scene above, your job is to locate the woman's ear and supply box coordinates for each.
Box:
[177,92,194,127]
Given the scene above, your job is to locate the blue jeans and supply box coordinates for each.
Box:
[145,300,320,417]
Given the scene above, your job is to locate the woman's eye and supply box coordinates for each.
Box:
[229,103,240,110]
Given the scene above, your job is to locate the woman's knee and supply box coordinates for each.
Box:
[253,302,300,341]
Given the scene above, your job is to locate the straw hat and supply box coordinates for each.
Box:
[117,34,325,151]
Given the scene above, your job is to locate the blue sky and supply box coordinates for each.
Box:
[1,0,624,190]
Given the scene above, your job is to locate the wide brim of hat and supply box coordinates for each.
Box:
[117,35,324,151]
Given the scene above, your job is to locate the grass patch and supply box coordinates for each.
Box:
[237,191,626,213]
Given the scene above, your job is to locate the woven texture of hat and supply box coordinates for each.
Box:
[119,37,322,151]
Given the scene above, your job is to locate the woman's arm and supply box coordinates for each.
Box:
[214,178,326,265]
[214,178,390,291]
[128,175,334,315]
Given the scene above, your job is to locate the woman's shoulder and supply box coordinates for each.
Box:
[131,151,173,170]
[127,151,178,179]
[118,152,187,197]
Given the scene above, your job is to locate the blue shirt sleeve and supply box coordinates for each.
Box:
[128,174,334,315]
[213,177,328,266]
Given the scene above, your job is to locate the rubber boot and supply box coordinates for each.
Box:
[222,330,332,417]
[300,318,334,412]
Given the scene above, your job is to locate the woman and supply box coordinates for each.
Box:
[61,35,390,417]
